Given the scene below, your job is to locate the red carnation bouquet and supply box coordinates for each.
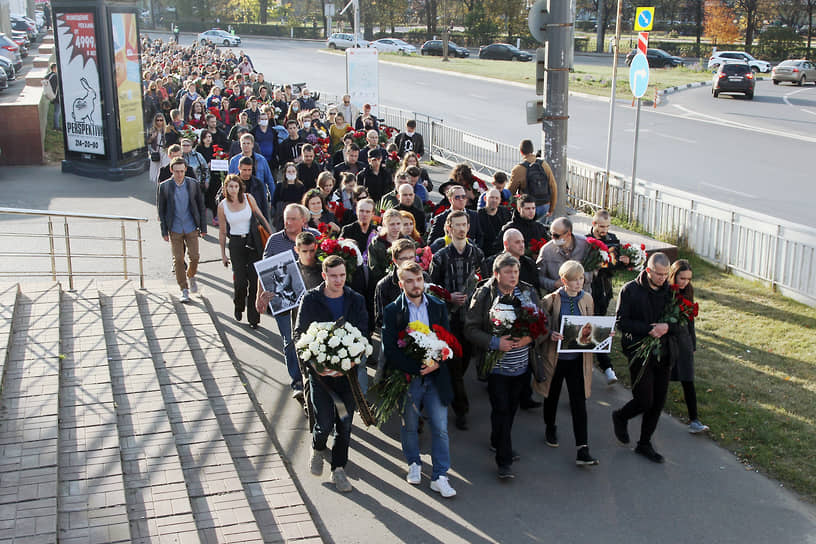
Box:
[629,284,699,386]
[581,236,611,273]
[326,201,346,223]
[425,283,451,301]
[315,236,362,282]
[379,124,399,144]
[385,150,400,171]
[526,237,547,260]
[372,320,462,426]
[416,246,433,271]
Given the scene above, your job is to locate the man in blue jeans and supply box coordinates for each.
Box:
[382,262,457,498]
[256,204,318,401]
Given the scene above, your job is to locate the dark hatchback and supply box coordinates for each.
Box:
[625,48,684,68]
[712,62,755,99]
[420,40,470,58]
[478,43,532,61]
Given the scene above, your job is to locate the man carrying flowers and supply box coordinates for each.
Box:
[294,255,370,492]
[381,262,458,498]
[465,254,544,480]
[612,252,676,464]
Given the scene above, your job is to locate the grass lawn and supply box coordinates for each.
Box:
[331,50,712,99]
[608,253,816,503]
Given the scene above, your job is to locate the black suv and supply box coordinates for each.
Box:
[420,40,470,58]
[712,62,755,99]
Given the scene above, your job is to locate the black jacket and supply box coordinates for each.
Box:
[483,252,540,292]
[294,285,369,342]
[586,229,625,308]
[156,177,207,238]
[394,132,425,157]
[500,212,549,246]
[357,166,393,204]
[477,206,512,258]
[297,161,324,191]
[616,270,678,360]
[382,293,453,406]
[333,160,366,179]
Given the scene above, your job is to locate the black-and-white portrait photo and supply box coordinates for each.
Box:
[254,251,306,316]
[557,316,616,353]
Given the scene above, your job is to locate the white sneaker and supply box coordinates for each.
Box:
[604,368,618,385]
[180,289,190,303]
[430,475,456,498]
[406,463,421,485]
[188,276,198,294]
[332,467,353,493]
[309,449,323,476]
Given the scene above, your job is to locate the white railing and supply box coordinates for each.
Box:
[316,95,816,306]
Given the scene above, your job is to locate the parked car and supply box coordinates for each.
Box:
[10,17,37,42]
[10,32,28,58]
[0,34,23,73]
[708,50,771,73]
[368,38,416,54]
[625,48,684,68]
[196,29,241,47]
[478,43,532,61]
[712,61,755,99]
[327,33,369,50]
[0,55,16,82]
[771,59,816,86]
[0,67,8,92]
[420,40,470,58]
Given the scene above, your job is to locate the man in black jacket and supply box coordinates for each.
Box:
[277,120,305,165]
[296,144,323,190]
[294,256,369,493]
[500,194,549,248]
[477,189,512,258]
[394,119,425,158]
[356,152,393,204]
[237,156,271,222]
[428,185,482,249]
[157,157,207,303]
[612,252,675,464]
[332,144,366,178]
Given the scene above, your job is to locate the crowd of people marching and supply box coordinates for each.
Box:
[149,37,707,496]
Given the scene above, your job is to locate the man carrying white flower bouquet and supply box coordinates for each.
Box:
[294,255,370,493]
[382,262,457,498]
[465,254,544,480]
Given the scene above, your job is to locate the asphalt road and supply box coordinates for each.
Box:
[153,34,815,224]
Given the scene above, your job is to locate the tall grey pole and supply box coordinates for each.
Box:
[629,98,642,221]
[542,0,575,217]
[602,0,623,209]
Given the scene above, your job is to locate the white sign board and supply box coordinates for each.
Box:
[346,47,379,115]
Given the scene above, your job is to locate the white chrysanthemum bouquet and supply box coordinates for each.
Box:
[295,319,374,374]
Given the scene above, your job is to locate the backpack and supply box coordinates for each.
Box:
[42,76,57,101]
[522,159,551,204]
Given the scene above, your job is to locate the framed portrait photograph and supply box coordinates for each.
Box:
[557,315,616,353]
[254,251,306,316]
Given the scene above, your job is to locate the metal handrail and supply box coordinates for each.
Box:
[0,207,149,289]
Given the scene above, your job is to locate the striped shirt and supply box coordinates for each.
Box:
[492,286,529,377]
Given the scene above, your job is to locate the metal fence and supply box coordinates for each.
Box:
[317,94,816,306]
[0,208,149,290]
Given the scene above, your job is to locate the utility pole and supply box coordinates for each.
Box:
[442,0,449,61]
[339,0,359,46]
[528,0,574,217]
[602,0,622,209]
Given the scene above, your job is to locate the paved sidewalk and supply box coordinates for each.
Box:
[2,164,816,543]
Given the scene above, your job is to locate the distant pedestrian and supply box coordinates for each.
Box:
[46,63,60,130]
[394,119,425,158]
[509,139,557,222]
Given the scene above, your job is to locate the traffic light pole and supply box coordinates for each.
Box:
[602,0,623,209]
[541,0,574,217]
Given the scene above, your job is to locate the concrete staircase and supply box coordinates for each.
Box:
[0,281,320,543]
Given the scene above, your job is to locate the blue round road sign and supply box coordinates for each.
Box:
[629,52,650,98]
[638,10,652,29]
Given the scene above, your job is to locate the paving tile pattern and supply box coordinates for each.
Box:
[0,284,60,543]
[0,281,320,544]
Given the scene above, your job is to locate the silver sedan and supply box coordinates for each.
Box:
[771,59,816,86]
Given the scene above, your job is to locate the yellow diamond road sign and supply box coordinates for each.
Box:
[634,7,655,31]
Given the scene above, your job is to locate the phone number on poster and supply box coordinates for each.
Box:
[73,139,101,150]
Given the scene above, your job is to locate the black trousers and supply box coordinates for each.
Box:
[228,236,260,325]
[681,380,698,421]
[487,372,526,468]
[618,357,672,445]
[543,358,588,447]
[310,372,355,470]
[449,316,472,417]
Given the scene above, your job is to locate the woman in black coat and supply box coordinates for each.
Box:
[669,259,709,434]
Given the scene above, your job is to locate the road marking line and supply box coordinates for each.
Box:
[653,132,695,144]
[669,104,816,144]
[700,182,758,199]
